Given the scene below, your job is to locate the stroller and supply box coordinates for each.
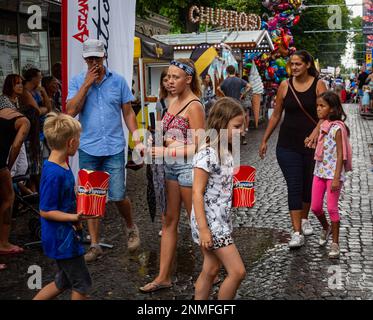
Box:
[12,175,41,241]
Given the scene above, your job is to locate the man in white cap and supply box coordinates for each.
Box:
[66,39,144,262]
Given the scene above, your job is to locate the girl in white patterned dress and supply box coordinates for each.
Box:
[191,97,246,300]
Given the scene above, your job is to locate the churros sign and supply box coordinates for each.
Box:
[189,5,261,31]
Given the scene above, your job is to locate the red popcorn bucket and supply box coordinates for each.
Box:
[77,170,110,218]
[233,166,256,208]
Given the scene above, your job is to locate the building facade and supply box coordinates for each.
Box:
[0,0,61,87]
[0,1,170,88]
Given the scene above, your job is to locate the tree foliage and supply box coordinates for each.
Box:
[136,0,262,33]
[291,0,350,68]
[350,16,364,65]
[137,0,352,67]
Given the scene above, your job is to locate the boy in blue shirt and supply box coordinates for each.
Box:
[34,113,93,300]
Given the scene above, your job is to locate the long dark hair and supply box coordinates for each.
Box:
[23,68,41,84]
[203,74,213,88]
[293,50,319,78]
[159,68,169,100]
[2,74,22,97]
[318,91,350,136]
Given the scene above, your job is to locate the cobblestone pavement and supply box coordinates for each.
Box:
[1,104,372,300]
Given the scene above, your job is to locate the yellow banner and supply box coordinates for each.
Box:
[195,47,218,76]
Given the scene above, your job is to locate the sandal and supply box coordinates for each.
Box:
[213,276,222,286]
[0,246,25,255]
[139,282,172,293]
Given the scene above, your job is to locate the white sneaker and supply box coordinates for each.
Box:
[319,226,332,246]
[329,243,340,259]
[301,219,314,236]
[288,232,305,249]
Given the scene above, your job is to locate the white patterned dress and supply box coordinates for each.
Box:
[314,124,346,182]
[190,147,234,250]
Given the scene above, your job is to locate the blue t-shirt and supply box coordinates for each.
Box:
[39,161,85,260]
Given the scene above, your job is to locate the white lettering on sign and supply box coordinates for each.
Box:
[189,5,261,30]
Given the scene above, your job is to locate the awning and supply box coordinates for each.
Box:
[134,31,174,61]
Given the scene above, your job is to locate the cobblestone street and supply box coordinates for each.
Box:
[1,104,373,300]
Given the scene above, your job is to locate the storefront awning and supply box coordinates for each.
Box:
[153,30,274,53]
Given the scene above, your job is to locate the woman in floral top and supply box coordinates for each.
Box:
[192,97,246,300]
[312,91,352,259]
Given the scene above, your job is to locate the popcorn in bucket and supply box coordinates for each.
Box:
[77,170,110,218]
[233,166,256,208]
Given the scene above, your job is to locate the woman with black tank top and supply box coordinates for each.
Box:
[259,51,327,249]
[140,59,205,293]
[0,107,30,270]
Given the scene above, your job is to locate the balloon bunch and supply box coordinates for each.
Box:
[243,0,305,87]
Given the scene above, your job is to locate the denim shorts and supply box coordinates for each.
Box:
[79,149,126,202]
[164,162,193,187]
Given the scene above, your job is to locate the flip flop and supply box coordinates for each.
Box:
[0,264,7,270]
[139,282,172,293]
[213,276,222,286]
[0,246,25,255]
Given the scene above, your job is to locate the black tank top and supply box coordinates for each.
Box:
[277,77,319,154]
[0,117,19,169]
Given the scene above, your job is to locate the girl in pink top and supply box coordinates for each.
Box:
[311,91,352,259]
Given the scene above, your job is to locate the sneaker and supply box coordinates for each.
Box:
[127,225,140,252]
[319,226,332,246]
[241,135,247,145]
[301,219,314,236]
[288,232,305,249]
[159,227,180,237]
[329,243,340,259]
[84,246,103,263]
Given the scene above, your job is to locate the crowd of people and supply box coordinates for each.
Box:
[319,67,373,111]
[0,39,353,301]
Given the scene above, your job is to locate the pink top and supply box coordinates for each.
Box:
[162,111,192,144]
[315,120,352,173]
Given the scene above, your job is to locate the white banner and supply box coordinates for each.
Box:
[63,0,136,177]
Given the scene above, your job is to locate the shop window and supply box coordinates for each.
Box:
[0,11,18,88]
[19,13,49,76]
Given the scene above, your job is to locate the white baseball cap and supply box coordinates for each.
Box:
[82,39,105,58]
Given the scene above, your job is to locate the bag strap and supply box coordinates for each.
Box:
[160,98,167,111]
[287,80,317,126]
[164,99,201,132]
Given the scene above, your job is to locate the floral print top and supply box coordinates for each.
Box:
[314,124,346,182]
[190,147,235,250]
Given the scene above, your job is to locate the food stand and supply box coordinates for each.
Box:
[130,32,174,149]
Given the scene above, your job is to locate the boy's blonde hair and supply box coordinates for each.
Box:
[44,112,81,150]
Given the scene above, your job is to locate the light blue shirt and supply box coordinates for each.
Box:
[67,67,134,157]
